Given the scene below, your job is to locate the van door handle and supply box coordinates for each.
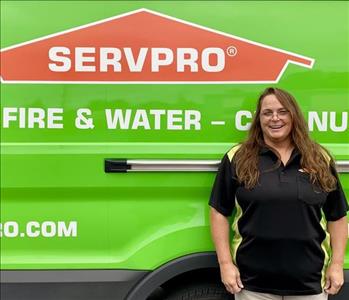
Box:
[104,159,220,172]
[104,159,130,173]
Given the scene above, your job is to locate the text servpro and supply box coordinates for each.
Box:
[48,47,225,72]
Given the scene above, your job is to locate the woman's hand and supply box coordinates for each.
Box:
[220,262,244,294]
[324,262,344,295]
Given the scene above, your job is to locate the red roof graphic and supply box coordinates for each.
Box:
[0,8,314,84]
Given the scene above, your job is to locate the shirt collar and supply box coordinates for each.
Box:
[289,147,301,162]
[259,146,272,155]
[259,145,301,158]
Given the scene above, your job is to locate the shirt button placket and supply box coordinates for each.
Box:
[280,169,288,182]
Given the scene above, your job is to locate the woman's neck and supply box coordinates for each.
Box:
[264,138,293,152]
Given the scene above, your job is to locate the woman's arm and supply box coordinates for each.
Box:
[325,216,348,295]
[210,207,243,294]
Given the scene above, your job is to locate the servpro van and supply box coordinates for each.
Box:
[1,1,348,299]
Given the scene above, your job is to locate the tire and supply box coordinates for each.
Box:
[163,282,234,300]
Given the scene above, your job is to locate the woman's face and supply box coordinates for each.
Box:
[260,94,293,145]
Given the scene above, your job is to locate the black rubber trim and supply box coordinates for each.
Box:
[0,269,147,283]
[1,262,349,299]
[126,252,219,300]
[104,159,130,173]
[0,270,148,300]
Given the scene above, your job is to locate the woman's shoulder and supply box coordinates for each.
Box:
[319,146,332,165]
[312,142,333,166]
[226,144,242,162]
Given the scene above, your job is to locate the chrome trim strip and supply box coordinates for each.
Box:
[336,161,349,173]
[127,159,220,172]
[126,160,349,173]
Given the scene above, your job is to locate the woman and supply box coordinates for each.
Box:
[209,87,348,300]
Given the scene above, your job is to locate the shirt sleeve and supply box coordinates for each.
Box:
[322,163,349,221]
[209,153,238,216]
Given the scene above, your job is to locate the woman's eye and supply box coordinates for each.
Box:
[278,110,289,115]
[263,112,273,116]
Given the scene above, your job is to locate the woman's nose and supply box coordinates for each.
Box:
[271,113,280,121]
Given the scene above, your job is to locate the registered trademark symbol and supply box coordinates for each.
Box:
[226,46,237,57]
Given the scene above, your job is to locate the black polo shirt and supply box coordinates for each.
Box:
[209,146,348,296]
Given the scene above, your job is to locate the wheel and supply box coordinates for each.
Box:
[163,282,234,300]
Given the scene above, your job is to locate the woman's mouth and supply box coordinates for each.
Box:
[269,125,284,130]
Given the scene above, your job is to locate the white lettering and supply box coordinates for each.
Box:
[177,48,198,72]
[105,109,131,129]
[28,108,46,128]
[236,110,252,131]
[149,109,166,130]
[19,107,26,128]
[151,48,174,72]
[184,110,201,130]
[1,221,77,238]
[48,47,228,73]
[2,221,18,238]
[75,47,96,72]
[41,221,56,237]
[75,108,94,129]
[309,111,327,131]
[2,108,64,129]
[202,48,225,72]
[48,47,71,72]
[104,109,201,130]
[100,48,121,72]
[124,48,148,72]
[329,111,348,132]
[58,221,77,237]
[132,109,150,129]
[47,108,64,129]
[26,221,40,237]
[2,107,17,128]
[168,110,183,130]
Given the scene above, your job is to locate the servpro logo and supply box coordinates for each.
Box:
[0,8,314,84]
[48,47,226,73]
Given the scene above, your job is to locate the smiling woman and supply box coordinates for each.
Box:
[209,87,348,300]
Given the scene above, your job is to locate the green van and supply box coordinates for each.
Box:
[1,1,348,299]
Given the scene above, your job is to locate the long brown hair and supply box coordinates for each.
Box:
[234,87,337,192]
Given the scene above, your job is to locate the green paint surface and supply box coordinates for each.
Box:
[1,1,348,270]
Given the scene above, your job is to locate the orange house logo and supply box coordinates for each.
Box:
[0,8,314,84]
